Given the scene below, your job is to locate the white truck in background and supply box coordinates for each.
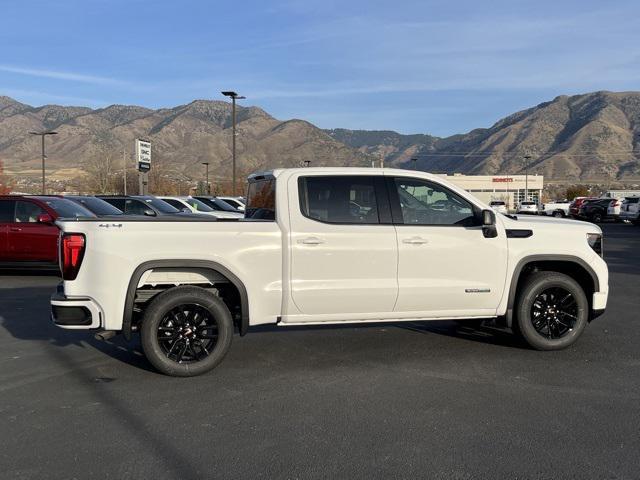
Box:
[51,168,608,376]
[540,200,571,217]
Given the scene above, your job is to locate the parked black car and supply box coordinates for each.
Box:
[578,198,613,223]
[97,195,196,217]
[65,195,124,216]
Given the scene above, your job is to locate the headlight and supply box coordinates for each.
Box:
[587,233,603,257]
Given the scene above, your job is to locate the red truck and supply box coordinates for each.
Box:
[0,195,95,269]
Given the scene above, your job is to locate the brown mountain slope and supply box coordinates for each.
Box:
[1,91,639,188]
[0,98,372,189]
[409,91,640,180]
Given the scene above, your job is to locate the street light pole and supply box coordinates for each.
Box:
[29,131,58,194]
[202,162,210,194]
[221,91,245,196]
[524,154,532,201]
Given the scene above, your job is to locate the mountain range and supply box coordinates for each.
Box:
[1,90,639,191]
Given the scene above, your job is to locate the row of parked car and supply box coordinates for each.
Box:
[0,194,246,268]
[489,196,640,224]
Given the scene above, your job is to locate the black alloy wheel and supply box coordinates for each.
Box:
[157,304,219,363]
[530,287,577,339]
[141,286,234,376]
[513,271,589,350]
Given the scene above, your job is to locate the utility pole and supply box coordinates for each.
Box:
[221,91,245,196]
[123,149,127,195]
[202,162,210,194]
[29,131,58,194]
[524,154,532,201]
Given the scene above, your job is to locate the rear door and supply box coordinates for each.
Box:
[288,174,398,318]
[389,175,508,316]
[0,200,15,261]
[9,200,58,262]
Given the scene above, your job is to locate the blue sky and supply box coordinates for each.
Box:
[1,0,639,136]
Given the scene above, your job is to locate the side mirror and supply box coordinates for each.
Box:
[37,213,53,224]
[143,209,156,217]
[182,207,192,213]
[481,209,498,238]
[482,209,495,226]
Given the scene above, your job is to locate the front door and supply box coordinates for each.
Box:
[389,176,508,317]
[288,174,398,318]
[9,200,58,262]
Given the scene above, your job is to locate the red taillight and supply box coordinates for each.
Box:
[60,233,85,280]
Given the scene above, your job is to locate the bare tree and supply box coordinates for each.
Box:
[0,157,12,194]
[84,147,117,194]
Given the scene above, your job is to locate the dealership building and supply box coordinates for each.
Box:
[439,173,544,209]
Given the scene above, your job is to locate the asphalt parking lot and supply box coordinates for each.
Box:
[1,223,639,479]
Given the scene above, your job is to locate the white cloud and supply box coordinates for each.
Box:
[0,65,125,86]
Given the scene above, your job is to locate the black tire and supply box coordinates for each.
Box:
[140,286,234,376]
[513,272,589,350]
[590,212,603,223]
[552,210,564,218]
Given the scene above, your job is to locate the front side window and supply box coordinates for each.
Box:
[394,178,476,226]
[300,176,379,224]
[126,199,153,215]
[14,201,45,222]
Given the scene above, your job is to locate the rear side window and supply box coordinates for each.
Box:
[299,176,379,224]
[15,200,45,222]
[625,197,639,204]
[0,200,15,222]
[41,198,95,218]
[246,178,276,220]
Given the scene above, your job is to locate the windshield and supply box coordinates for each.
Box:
[143,197,180,213]
[69,197,123,215]
[41,198,96,218]
[184,198,214,212]
[490,201,505,206]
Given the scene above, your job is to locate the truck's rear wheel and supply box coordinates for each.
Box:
[513,272,588,350]
[140,286,233,376]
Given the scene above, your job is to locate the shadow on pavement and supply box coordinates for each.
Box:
[0,284,154,372]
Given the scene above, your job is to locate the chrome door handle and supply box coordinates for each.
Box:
[402,236,428,245]
[9,227,21,232]
[298,236,325,245]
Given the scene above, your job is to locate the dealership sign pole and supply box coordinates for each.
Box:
[136,139,151,195]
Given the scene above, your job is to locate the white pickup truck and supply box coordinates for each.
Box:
[51,168,608,376]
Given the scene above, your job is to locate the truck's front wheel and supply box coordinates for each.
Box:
[513,272,589,350]
[140,286,233,376]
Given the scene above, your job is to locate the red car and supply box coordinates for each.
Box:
[0,195,95,269]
